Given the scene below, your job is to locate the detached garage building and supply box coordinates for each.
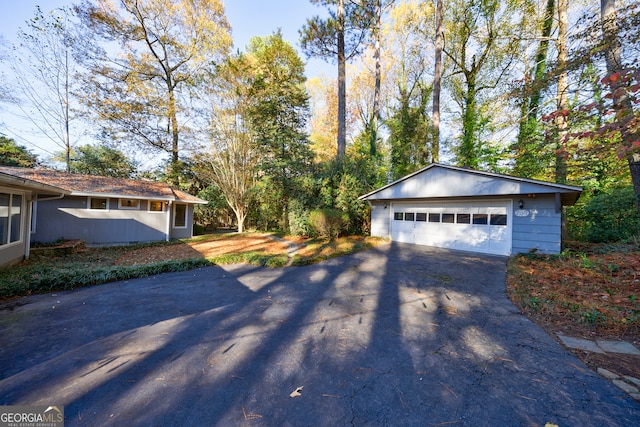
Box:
[359,164,582,256]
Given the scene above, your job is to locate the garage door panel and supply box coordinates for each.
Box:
[390,201,511,256]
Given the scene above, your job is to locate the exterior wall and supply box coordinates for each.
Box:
[170,203,195,239]
[369,201,390,238]
[511,195,561,254]
[368,166,574,200]
[0,186,31,267]
[32,196,169,245]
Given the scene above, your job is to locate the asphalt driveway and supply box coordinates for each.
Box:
[1,242,639,426]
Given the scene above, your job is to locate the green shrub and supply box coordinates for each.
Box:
[308,208,346,239]
[288,199,312,237]
[568,186,640,242]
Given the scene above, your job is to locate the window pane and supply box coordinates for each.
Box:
[473,214,488,225]
[10,194,22,243]
[428,213,440,223]
[90,198,108,210]
[442,213,455,223]
[490,214,508,226]
[174,204,187,227]
[457,213,471,224]
[0,193,8,245]
[404,212,415,221]
[149,201,164,212]
[394,212,403,221]
[416,213,427,222]
[120,199,139,209]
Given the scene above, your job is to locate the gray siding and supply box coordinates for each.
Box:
[170,203,195,239]
[511,195,561,254]
[370,202,390,238]
[33,196,168,245]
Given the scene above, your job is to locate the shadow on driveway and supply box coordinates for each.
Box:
[1,242,639,426]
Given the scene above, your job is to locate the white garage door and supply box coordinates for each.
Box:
[390,200,512,256]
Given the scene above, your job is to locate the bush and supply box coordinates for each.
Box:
[568,186,640,242]
[288,199,312,237]
[308,208,346,239]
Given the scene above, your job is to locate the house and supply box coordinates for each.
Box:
[0,167,206,257]
[359,164,582,256]
[0,169,70,266]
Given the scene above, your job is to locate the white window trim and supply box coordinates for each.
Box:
[119,198,140,210]
[88,196,109,211]
[173,203,188,229]
[0,191,25,247]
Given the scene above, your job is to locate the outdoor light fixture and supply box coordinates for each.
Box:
[384,203,388,209]
[518,199,524,209]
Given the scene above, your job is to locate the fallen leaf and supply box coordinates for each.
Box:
[290,386,304,398]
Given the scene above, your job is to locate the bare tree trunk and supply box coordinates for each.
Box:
[64,46,71,173]
[555,0,568,184]
[432,0,443,163]
[370,0,382,156]
[337,0,347,160]
[601,0,640,218]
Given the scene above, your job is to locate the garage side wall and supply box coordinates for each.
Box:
[512,195,561,254]
[370,202,390,238]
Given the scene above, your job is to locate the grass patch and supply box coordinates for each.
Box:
[507,242,640,336]
[291,236,385,266]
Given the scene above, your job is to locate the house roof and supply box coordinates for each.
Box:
[359,163,583,205]
[0,170,70,196]
[0,167,206,204]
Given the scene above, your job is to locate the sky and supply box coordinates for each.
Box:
[0,0,334,163]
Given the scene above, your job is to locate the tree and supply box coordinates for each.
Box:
[0,136,38,167]
[245,32,312,230]
[432,0,443,163]
[300,0,372,159]
[75,0,232,181]
[5,6,80,172]
[53,144,137,177]
[513,0,555,178]
[599,0,640,217]
[444,0,529,168]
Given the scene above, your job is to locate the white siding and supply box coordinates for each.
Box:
[370,202,390,238]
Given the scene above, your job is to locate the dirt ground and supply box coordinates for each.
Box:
[114,235,291,266]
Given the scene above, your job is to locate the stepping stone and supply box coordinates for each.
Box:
[597,368,620,380]
[612,379,640,394]
[596,340,640,355]
[556,334,604,353]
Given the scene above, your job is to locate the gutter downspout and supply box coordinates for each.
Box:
[25,193,66,260]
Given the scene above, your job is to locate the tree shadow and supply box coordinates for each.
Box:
[1,243,638,426]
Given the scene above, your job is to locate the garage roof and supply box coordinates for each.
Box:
[359,164,582,205]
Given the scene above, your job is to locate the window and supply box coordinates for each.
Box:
[416,213,427,222]
[0,192,23,246]
[174,203,187,228]
[490,214,508,226]
[456,213,471,224]
[0,193,9,245]
[394,212,403,221]
[404,212,415,221]
[10,194,22,243]
[473,214,488,225]
[89,197,108,210]
[442,213,455,223]
[149,201,164,212]
[119,199,140,209]
[428,213,440,223]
